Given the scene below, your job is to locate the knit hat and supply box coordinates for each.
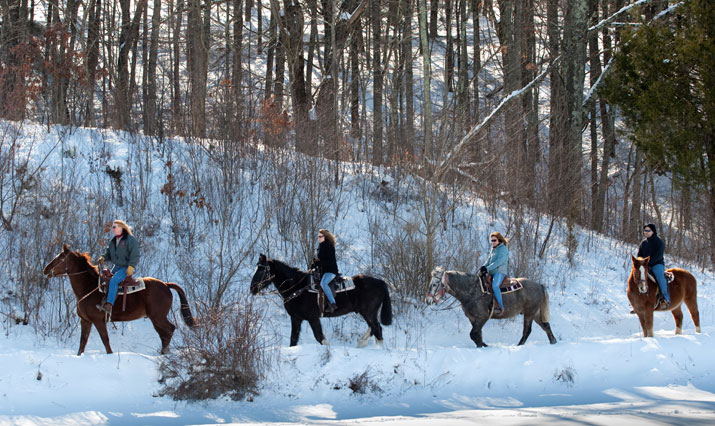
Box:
[643,223,657,235]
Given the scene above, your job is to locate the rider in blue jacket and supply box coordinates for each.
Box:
[480,232,509,314]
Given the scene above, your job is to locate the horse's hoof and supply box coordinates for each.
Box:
[357,339,369,348]
[321,338,329,346]
[696,326,702,333]
[675,327,683,335]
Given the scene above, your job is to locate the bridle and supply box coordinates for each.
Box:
[254,261,310,304]
[49,252,91,277]
[253,263,274,290]
[426,270,447,304]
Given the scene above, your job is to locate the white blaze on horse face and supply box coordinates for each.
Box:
[426,275,442,303]
[638,264,648,293]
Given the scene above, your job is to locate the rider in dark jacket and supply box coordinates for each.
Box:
[316,229,339,312]
[637,223,669,305]
[96,220,140,316]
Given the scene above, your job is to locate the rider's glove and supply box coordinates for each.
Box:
[127,266,135,276]
[97,256,105,264]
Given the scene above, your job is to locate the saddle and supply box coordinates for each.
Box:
[310,271,355,315]
[483,273,521,291]
[309,271,355,294]
[99,269,146,312]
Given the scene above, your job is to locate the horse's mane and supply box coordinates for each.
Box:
[73,250,99,274]
[445,270,479,290]
[270,257,308,276]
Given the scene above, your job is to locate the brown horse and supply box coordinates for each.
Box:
[43,244,196,355]
[627,255,700,337]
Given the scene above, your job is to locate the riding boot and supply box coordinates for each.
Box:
[96,302,112,315]
[324,302,336,313]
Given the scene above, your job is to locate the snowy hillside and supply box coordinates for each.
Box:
[1,122,715,425]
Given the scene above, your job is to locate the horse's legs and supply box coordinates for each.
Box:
[517,315,534,345]
[469,320,489,348]
[358,329,371,348]
[358,311,382,348]
[684,289,701,333]
[671,306,684,335]
[636,312,648,337]
[307,317,327,345]
[534,317,557,344]
[643,309,655,337]
[93,321,113,354]
[289,316,303,346]
[78,318,92,355]
[150,315,176,354]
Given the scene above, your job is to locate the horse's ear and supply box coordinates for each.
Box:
[643,256,650,264]
[63,243,71,253]
[631,254,636,263]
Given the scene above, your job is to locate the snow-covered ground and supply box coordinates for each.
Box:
[1,122,715,425]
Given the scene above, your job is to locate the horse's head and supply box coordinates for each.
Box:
[43,244,73,277]
[631,255,651,294]
[425,266,447,304]
[250,254,273,295]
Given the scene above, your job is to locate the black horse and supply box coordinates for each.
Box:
[425,266,557,347]
[250,254,393,347]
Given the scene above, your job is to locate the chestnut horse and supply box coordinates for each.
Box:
[43,244,196,355]
[627,255,700,337]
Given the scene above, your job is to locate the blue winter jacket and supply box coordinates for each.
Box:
[482,243,508,275]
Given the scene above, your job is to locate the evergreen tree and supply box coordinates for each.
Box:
[601,0,714,191]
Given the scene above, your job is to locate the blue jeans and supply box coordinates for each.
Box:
[651,264,670,302]
[492,272,505,309]
[107,266,127,305]
[320,272,337,304]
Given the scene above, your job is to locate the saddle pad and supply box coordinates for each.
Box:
[648,271,675,284]
[500,279,523,294]
[308,276,356,293]
[334,276,355,293]
[100,277,146,295]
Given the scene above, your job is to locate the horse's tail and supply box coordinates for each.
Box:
[539,284,551,323]
[380,279,393,326]
[167,282,197,327]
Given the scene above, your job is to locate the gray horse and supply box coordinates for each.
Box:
[425,266,557,347]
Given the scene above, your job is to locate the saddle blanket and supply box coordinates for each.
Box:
[500,279,523,294]
[309,275,355,293]
[100,277,146,295]
[648,271,675,284]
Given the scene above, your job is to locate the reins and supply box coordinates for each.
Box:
[256,263,310,304]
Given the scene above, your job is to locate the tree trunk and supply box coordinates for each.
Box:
[403,0,415,154]
[231,0,244,130]
[85,0,102,126]
[372,0,383,165]
[547,0,566,216]
[471,0,480,122]
[561,0,588,222]
[145,0,161,136]
[419,0,433,163]
[116,0,147,130]
[172,0,183,134]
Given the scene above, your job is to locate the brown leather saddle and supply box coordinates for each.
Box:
[483,273,521,290]
[100,269,144,312]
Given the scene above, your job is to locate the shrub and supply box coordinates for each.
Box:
[158,296,270,401]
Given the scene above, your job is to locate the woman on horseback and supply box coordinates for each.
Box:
[480,232,509,314]
[96,220,140,315]
[315,229,339,313]
[637,223,669,307]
